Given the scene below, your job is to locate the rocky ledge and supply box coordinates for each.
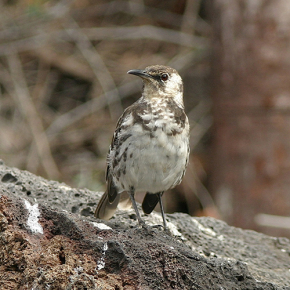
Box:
[0,160,289,289]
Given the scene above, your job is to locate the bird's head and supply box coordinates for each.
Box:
[128,65,184,107]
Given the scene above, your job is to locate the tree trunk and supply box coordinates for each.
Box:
[210,0,290,237]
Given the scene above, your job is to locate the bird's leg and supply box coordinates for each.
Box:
[129,187,145,226]
[157,192,167,230]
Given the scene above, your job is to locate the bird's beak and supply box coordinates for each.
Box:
[127,69,153,79]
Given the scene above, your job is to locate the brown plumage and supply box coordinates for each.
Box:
[95,65,190,229]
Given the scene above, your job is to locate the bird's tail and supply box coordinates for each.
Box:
[142,192,163,214]
[95,191,132,220]
[95,191,120,220]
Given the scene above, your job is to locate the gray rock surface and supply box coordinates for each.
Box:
[0,160,290,289]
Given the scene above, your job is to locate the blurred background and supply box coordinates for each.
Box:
[1,0,290,238]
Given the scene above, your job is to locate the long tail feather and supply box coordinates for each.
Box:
[95,191,120,220]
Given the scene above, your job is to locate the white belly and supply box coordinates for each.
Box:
[109,124,189,193]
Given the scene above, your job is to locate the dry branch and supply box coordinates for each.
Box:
[0,0,212,219]
[31,47,95,82]
[63,17,123,118]
[7,53,59,179]
[46,80,140,139]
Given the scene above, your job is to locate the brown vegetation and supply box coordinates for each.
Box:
[0,1,215,217]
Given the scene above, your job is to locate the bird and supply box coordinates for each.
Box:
[94,65,190,229]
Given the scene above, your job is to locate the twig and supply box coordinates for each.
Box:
[46,80,140,140]
[0,25,207,57]
[167,48,209,72]
[179,0,201,54]
[0,33,48,56]
[73,1,183,28]
[63,17,123,119]
[31,46,95,82]
[72,26,207,49]
[183,161,220,217]
[180,0,201,35]
[190,116,212,150]
[187,99,212,121]
[26,59,54,173]
[6,53,60,179]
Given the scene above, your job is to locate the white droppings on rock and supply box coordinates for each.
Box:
[192,218,216,237]
[24,200,43,234]
[147,212,186,239]
[167,221,184,238]
[92,222,112,230]
[59,185,72,191]
[146,212,163,224]
[97,242,108,271]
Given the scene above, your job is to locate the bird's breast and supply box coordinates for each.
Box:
[109,107,189,193]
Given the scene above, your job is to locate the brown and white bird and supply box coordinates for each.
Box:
[95,65,190,229]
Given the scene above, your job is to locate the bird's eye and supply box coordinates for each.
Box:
[161,74,168,81]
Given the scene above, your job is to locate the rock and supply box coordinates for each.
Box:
[0,160,289,289]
